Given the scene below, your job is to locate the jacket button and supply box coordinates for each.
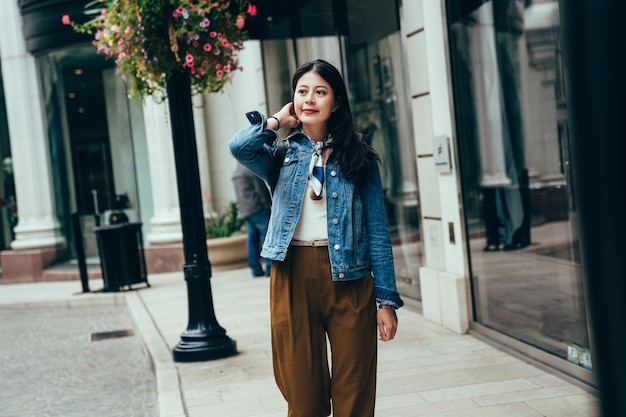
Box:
[284,157,290,162]
[339,273,345,278]
[331,171,337,177]
[332,192,338,198]
[334,244,340,250]
[332,219,338,224]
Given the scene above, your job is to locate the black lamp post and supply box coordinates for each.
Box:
[166,69,237,362]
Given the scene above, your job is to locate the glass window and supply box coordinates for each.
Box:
[344,33,423,301]
[446,0,591,372]
[261,0,423,302]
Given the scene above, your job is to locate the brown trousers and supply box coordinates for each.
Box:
[270,245,377,417]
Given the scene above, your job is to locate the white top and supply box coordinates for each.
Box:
[292,177,328,241]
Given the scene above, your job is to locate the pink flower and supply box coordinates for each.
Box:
[61,15,71,25]
[203,44,212,52]
[217,70,223,77]
[222,40,230,47]
[119,52,126,59]
[185,52,194,66]
[236,15,245,30]
[215,63,221,69]
[193,41,199,47]
[247,4,258,17]
[224,65,232,73]
[214,49,220,55]
[210,31,217,38]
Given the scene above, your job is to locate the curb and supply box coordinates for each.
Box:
[126,291,187,417]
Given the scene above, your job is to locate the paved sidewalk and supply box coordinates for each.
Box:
[0,268,600,417]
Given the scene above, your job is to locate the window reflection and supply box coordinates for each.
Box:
[346,33,423,301]
[448,0,590,369]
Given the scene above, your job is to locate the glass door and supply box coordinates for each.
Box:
[39,44,141,259]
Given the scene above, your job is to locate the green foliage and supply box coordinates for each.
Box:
[205,201,245,238]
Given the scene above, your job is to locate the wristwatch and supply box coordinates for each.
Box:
[378,304,397,310]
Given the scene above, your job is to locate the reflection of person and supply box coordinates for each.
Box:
[481,0,530,251]
[231,162,272,277]
[1,157,17,241]
[229,59,404,417]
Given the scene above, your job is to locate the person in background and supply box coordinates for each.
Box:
[229,59,403,417]
[231,162,272,277]
[1,157,17,241]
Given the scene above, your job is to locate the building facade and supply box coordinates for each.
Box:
[0,0,593,389]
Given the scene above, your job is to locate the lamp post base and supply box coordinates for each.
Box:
[173,334,237,362]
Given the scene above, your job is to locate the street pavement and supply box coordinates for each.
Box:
[0,301,158,417]
[0,267,600,417]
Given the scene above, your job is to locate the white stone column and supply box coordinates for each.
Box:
[0,1,65,250]
[192,94,216,218]
[142,97,183,244]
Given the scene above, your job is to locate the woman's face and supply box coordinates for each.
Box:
[293,71,336,130]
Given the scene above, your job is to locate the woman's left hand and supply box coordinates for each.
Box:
[377,308,398,341]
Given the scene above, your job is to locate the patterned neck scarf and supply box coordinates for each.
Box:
[308,140,324,200]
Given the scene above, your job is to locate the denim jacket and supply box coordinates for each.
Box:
[228,111,403,308]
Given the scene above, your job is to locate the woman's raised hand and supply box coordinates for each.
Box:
[274,102,300,129]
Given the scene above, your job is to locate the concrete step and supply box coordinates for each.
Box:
[41,263,102,282]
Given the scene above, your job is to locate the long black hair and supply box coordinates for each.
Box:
[291,59,378,181]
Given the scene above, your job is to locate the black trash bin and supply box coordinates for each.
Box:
[93,222,149,292]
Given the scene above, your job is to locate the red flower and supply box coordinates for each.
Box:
[247,3,257,17]
[61,15,71,25]
[236,15,245,30]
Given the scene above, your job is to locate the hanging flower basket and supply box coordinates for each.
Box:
[64,0,257,98]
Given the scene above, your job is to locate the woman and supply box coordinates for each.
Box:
[229,59,403,417]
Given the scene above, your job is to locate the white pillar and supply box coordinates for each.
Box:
[142,97,183,244]
[192,94,216,218]
[0,1,65,250]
